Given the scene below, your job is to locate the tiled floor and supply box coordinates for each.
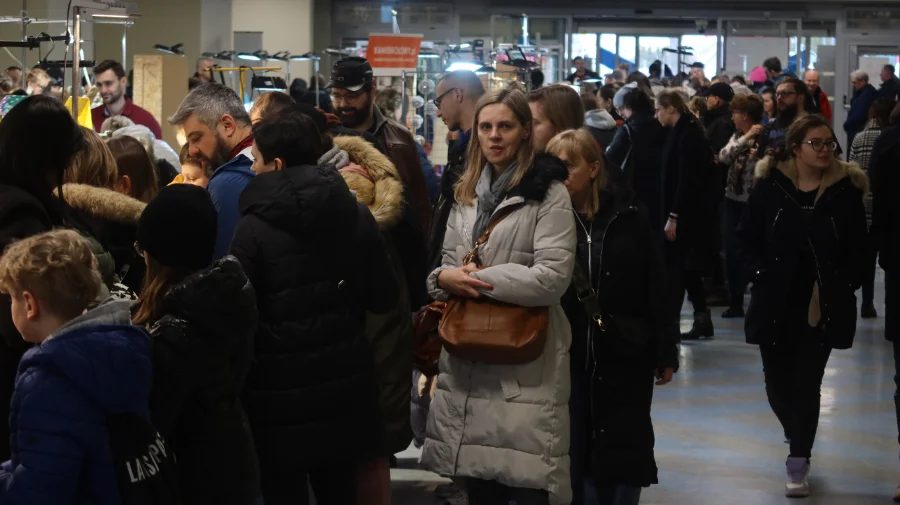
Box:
[390,273,899,504]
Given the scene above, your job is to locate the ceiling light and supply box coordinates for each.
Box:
[238,50,269,62]
[290,52,321,61]
[269,51,291,62]
[476,65,496,74]
[153,43,184,56]
[446,61,481,72]
[418,52,440,59]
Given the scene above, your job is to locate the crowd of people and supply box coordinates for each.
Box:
[0,49,897,505]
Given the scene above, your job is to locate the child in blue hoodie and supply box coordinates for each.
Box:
[0,229,153,505]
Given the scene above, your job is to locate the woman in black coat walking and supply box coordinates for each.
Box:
[738,115,867,498]
[134,185,262,505]
[605,87,667,231]
[549,130,678,505]
[655,90,720,340]
[231,110,399,505]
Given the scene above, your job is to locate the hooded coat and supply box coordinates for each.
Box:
[738,156,868,349]
[149,257,261,505]
[584,109,618,149]
[422,154,576,505]
[334,134,421,455]
[0,185,117,462]
[61,183,146,291]
[230,161,398,471]
[0,299,152,505]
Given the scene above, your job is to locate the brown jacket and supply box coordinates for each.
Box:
[371,106,432,237]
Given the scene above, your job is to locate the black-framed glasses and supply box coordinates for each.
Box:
[134,241,144,257]
[775,91,797,98]
[330,89,366,104]
[802,139,838,152]
[433,87,459,109]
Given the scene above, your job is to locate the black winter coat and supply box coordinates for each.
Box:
[703,103,737,154]
[605,112,668,230]
[661,113,720,269]
[561,184,678,488]
[149,256,261,505]
[428,138,466,273]
[871,124,900,340]
[0,185,51,461]
[231,163,399,467]
[738,157,868,349]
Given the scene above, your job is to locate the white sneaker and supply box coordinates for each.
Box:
[785,457,810,498]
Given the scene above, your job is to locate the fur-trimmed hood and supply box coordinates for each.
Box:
[56,183,146,225]
[334,135,404,230]
[508,153,570,202]
[755,155,869,199]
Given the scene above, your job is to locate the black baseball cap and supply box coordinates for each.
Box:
[705,82,735,102]
[691,62,705,69]
[326,57,374,92]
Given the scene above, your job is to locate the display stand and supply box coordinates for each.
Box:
[132,54,188,149]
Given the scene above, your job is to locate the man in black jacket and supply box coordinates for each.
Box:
[702,82,737,153]
[429,70,485,272]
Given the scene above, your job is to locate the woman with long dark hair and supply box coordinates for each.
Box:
[106,135,160,203]
[655,89,720,340]
[549,129,677,505]
[738,115,867,497]
[134,184,262,505]
[0,96,86,461]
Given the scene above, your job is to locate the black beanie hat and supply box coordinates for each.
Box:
[137,185,217,270]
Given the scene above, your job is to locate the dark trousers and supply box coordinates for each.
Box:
[862,230,878,305]
[466,479,549,505]
[668,259,708,316]
[759,334,832,459]
[893,337,900,451]
[596,485,642,505]
[260,461,358,505]
[723,198,749,310]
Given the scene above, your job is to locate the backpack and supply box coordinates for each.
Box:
[106,413,180,505]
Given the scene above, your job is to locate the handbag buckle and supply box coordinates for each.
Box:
[592,314,605,331]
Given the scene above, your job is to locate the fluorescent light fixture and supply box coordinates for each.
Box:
[269,51,291,62]
[581,78,602,83]
[290,52,320,61]
[91,13,130,18]
[238,50,269,61]
[154,43,184,56]
[459,43,471,49]
[446,61,481,72]
[418,52,440,59]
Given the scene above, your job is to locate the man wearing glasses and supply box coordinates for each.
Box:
[428,70,485,272]
[758,78,842,160]
[326,57,432,236]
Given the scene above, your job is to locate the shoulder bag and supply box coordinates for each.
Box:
[438,206,549,365]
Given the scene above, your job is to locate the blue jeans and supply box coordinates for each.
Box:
[596,485,642,505]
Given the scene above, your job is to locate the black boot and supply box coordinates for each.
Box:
[682,310,715,340]
[861,302,878,319]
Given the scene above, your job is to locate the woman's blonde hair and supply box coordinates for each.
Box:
[67,126,119,188]
[25,68,51,89]
[455,85,535,205]
[545,129,607,219]
[527,84,585,134]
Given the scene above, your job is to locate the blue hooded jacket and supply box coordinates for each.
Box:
[0,299,152,505]
[208,150,255,259]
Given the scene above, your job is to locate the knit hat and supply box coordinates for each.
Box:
[705,82,735,102]
[137,185,217,269]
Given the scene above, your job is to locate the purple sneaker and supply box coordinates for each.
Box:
[786,457,810,498]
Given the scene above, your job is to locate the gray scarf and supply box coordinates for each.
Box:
[317,144,350,170]
[473,162,517,240]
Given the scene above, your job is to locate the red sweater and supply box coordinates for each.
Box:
[92,97,163,139]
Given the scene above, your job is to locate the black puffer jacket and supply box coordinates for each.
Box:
[872,124,900,341]
[703,103,736,154]
[230,163,399,467]
[561,183,678,488]
[605,112,668,230]
[149,256,261,505]
[738,157,868,349]
[428,137,467,273]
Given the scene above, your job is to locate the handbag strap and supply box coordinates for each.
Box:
[571,262,605,330]
[463,204,519,266]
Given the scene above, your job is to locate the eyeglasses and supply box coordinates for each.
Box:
[133,241,144,257]
[330,89,366,104]
[802,139,838,152]
[775,91,797,98]
[433,87,459,109]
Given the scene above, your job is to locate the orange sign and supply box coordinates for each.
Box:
[367,33,423,76]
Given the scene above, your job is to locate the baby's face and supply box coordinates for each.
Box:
[182,163,209,189]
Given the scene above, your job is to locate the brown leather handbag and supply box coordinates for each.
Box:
[438,207,549,365]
